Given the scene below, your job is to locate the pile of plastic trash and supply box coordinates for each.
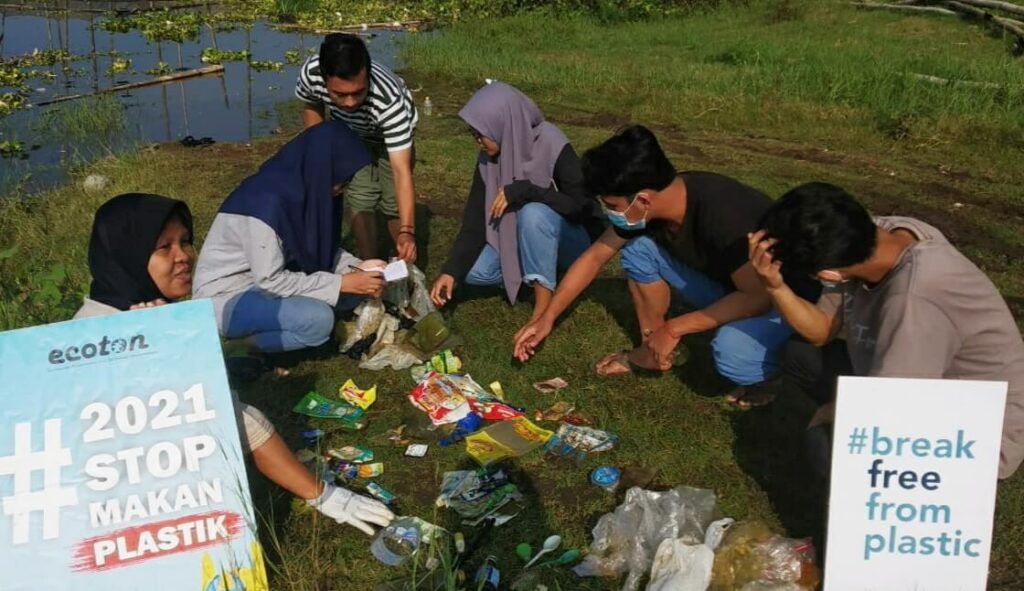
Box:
[574,486,821,591]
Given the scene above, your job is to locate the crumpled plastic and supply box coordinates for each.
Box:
[360,343,424,371]
[709,521,820,591]
[647,538,714,591]
[574,486,716,591]
[340,299,385,353]
[383,263,436,321]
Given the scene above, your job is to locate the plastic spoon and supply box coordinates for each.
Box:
[523,535,561,569]
[538,548,581,568]
[515,543,532,563]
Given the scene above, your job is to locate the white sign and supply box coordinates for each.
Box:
[825,376,1006,591]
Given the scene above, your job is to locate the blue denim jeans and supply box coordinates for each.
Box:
[465,202,592,291]
[619,235,792,386]
[222,290,360,353]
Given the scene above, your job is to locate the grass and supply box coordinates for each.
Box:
[2,1,1024,589]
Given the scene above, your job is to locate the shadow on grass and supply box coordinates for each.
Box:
[728,389,828,544]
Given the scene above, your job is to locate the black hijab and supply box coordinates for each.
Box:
[87,193,193,311]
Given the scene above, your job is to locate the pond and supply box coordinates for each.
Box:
[0,4,409,195]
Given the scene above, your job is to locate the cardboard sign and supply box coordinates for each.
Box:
[0,301,267,591]
[825,376,1006,590]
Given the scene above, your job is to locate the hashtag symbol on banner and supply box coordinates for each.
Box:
[847,427,868,455]
[0,419,79,545]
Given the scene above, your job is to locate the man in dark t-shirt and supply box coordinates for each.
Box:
[513,125,797,398]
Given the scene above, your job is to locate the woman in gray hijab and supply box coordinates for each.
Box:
[430,82,603,321]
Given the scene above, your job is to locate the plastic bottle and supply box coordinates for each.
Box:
[474,556,500,590]
[423,96,433,116]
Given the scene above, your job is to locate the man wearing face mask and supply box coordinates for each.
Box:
[749,182,1024,479]
[514,125,807,405]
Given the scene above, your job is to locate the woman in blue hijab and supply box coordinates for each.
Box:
[193,121,384,352]
[430,82,603,321]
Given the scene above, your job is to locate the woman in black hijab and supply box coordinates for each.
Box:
[72,193,394,535]
[75,193,195,317]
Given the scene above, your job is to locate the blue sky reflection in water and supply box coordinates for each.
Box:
[0,11,407,195]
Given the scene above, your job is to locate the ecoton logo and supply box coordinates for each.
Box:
[48,333,150,365]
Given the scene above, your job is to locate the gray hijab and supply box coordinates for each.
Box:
[459,82,569,303]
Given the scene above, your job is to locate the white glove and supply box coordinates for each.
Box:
[308,484,395,535]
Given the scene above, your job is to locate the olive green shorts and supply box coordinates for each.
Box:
[347,140,399,217]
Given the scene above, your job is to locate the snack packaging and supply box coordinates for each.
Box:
[292,391,366,429]
[339,378,377,409]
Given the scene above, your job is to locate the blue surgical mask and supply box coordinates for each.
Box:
[606,194,647,231]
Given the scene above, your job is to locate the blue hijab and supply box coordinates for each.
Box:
[220,120,371,274]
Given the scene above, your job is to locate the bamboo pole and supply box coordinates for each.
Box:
[945,0,1024,37]
[907,71,1003,89]
[32,64,224,106]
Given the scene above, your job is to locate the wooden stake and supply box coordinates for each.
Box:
[32,64,224,106]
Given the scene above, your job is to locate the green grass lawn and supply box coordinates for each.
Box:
[2,2,1023,589]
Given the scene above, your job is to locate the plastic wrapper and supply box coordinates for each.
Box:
[366,482,397,506]
[336,461,384,480]
[407,264,436,320]
[438,412,484,447]
[534,401,574,422]
[739,583,804,591]
[340,299,386,353]
[436,468,521,520]
[327,446,373,463]
[465,417,553,466]
[647,538,714,591]
[361,343,424,371]
[408,371,472,425]
[339,379,377,409]
[710,521,820,591]
[292,391,366,429]
[573,486,716,591]
[544,423,619,462]
[448,373,524,421]
[410,349,463,382]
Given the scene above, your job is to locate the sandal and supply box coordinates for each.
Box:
[724,378,782,410]
[594,348,671,377]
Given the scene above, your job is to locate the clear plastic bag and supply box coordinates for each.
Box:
[360,343,424,371]
[573,486,716,591]
[710,522,820,591]
[340,299,385,353]
[646,538,714,591]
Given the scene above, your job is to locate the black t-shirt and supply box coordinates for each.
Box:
[613,171,771,290]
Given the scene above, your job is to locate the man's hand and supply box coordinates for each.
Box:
[490,187,509,220]
[644,324,681,370]
[430,274,456,307]
[396,232,417,263]
[341,271,384,298]
[513,317,553,362]
[748,230,785,292]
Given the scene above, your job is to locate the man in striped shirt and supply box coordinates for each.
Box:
[297,33,419,262]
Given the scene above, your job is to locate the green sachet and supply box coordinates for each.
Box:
[293,390,366,429]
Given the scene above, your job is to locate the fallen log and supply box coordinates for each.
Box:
[31,64,224,107]
[907,71,1003,89]
[945,0,1024,37]
[274,19,425,33]
[946,0,1024,18]
[848,1,957,14]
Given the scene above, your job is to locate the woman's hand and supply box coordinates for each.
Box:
[490,187,509,220]
[430,274,456,307]
[130,299,167,310]
[747,230,784,292]
[341,271,385,298]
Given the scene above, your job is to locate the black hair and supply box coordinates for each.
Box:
[581,125,677,197]
[758,182,878,274]
[319,33,371,80]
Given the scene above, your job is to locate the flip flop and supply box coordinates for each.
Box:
[724,379,781,410]
[594,349,669,378]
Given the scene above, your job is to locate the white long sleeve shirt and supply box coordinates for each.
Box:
[192,213,360,329]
